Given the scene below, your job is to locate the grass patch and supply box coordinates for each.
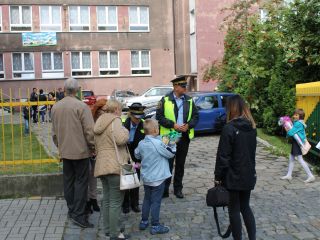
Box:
[257,128,291,157]
[0,124,61,175]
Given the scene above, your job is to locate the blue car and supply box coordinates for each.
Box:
[189,92,235,133]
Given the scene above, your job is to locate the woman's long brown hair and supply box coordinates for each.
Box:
[226,95,256,129]
[91,99,107,122]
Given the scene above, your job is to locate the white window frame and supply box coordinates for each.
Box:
[99,51,120,76]
[71,51,92,77]
[0,53,4,79]
[40,6,62,32]
[130,50,151,76]
[129,6,149,32]
[12,52,35,79]
[97,6,118,32]
[41,52,64,78]
[0,6,2,32]
[10,5,32,32]
[69,6,90,32]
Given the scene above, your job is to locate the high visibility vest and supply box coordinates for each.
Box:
[160,96,194,139]
[122,117,145,134]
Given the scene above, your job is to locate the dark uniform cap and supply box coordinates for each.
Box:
[171,75,187,87]
[129,102,146,119]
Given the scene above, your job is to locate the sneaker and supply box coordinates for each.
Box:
[280,175,292,180]
[304,176,315,183]
[70,217,94,228]
[150,224,170,235]
[139,220,149,230]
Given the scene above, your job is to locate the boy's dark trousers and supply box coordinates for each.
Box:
[122,169,140,211]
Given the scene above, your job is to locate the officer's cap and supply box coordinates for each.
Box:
[129,103,146,119]
[171,75,187,87]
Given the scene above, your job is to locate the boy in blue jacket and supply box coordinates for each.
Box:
[281,109,315,183]
[134,119,175,235]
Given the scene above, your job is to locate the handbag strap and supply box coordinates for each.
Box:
[111,120,132,166]
[213,207,232,238]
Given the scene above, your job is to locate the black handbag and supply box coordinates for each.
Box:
[206,185,232,238]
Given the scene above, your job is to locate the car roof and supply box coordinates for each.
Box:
[188,91,235,96]
[151,85,172,88]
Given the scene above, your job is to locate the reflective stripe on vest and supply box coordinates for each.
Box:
[160,96,194,139]
[122,117,145,134]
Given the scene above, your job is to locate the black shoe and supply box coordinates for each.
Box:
[131,205,141,213]
[162,191,169,198]
[90,198,100,212]
[123,207,130,214]
[70,217,94,228]
[85,201,93,214]
[174,190,184,199]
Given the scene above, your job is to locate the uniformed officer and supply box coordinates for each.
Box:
[122,103,146,213]
[156,76,199,198]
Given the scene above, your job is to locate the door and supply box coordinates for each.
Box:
[195,95,220,132]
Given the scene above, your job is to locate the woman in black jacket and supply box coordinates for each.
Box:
[214,95,257,240]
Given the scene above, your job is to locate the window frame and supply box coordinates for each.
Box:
[71,51,92,77]
[130,50,151,76]
[41,52,64,78]
[11,52,35,79]
[69,6,90,32]
[98,51,120,76]
[0,53,4,79]
[129,6,149,32]
[0,6,2,32]
[10,5,32,32]
[40,5,62,32]
[96,6,118,32]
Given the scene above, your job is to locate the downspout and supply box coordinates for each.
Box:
[172,0,177,76]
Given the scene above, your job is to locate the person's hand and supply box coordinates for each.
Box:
[179,123,189,132]
[174,123,181,131]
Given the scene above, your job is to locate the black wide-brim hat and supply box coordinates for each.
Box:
[171,75,187,87]
[129,102,146,119]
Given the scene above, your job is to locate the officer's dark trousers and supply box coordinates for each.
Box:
[63,158,89,221]
[123,169,140,208]
[165,135,190,193]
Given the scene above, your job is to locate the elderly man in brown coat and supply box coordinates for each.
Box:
[52,78,95,228]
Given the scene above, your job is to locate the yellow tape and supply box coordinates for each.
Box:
[0,101,56,107]
[0,159,59,165]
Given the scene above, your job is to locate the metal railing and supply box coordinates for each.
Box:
[0,88,61,175]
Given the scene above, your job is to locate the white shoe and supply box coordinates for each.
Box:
[280,175,292,180]
[304,176,315,183]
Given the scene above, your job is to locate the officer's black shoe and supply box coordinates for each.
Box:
[162,191,169,198]
[131,205,141,213]
[122,206,130,214]
[174,190,184,199]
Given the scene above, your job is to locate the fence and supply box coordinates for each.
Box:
[296,81,320,162]
[0,88,61,175]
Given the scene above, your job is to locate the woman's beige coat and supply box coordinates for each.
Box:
[94,113,129,177]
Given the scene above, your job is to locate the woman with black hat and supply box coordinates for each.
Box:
[122,103,146,213]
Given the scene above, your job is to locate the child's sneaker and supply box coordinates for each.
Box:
[150,224,170,235]
[304,175,315,183]
[139,220,149,230]
[280,175,292,180]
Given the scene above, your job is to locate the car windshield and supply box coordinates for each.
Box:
[115,91,135,97]
[82,91,93,97]
[144,87,172,97]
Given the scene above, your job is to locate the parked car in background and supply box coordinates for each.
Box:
[189,92,235,133]
[123,85,173,109]
[81,90,97,106]
[109,90,137,107]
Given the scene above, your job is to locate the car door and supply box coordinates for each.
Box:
[194,95,221,132]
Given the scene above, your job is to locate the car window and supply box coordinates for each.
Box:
[221,95,230,107]
[159,88,172,95]
[145,88,159,96]
[196,96,219,109]
[82,91,93,97]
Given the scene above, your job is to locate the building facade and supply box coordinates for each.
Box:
[0,0,175,98]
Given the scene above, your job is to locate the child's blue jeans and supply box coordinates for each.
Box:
[141,182,165,226]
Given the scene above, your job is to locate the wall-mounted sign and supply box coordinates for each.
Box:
[22,32,57,47]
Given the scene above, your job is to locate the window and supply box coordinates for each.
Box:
[97,6,117,31]
[196,96,219,110]
[40,6,61,31]
[12,53,34,79]
[129,6,149,31]
[221,95,230,107]
[99,51,119,75]
[0,54,4,79]
[71,52,91,76]
[0,7,2,32]
[131,50,150,75]
[42,52,64,78]
[69,6,90,31]
[10,6,32,31]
